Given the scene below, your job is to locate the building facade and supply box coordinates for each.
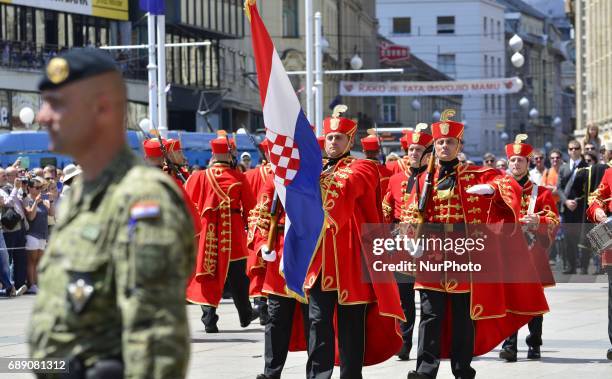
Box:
[567,0,612,143]
[377,0,507,158]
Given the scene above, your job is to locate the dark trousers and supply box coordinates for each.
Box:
[608,266,612,346]
[306,279,367,379]
[416,290,476,379]
[502,316,543,352]
[396,277,416,352]
[4,228,26,289]
[201,259,253,326]
[264,294,309,379]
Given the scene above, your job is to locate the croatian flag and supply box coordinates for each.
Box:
[247,0,325,297]
[139,0,165,14]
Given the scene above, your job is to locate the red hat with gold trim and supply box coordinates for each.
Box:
[400,123,433,150]
[431,109,464,140]
[361,129,381,152]
[505,134,533,159]
[323,104,357,137]
[317,136,326,150]
[166,138,182,152]
[143,138,167,158]
[210,131,231,154]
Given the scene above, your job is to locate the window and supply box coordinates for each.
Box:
[498,95,502,113]
[497,57,502,78]
[484,94,488,112]
[490,18,494,39]
[497,20,501,40]
[491,57,495,77]
[381,97,397,123]
[484,130,489,149]
[282,0,299,37]
[491,94,496,113]
[437,54,456,77]
[393,17,411,34]
[437,16,455,34]
[484,55,488,77]
[483,17,487,37]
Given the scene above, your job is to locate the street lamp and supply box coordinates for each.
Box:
[519,97,530,110]
[432,110,441,121]
[139,118,152,134]
[411,99,421,111]
[553,117,562,127]
[529,108,539,119]
[19,107,35,129]
[509,34,524,52]
[350,53,363,70]
[511,52,525,68]
[500,132,509,141]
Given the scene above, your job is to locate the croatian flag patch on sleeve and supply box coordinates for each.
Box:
[130,201,161,220]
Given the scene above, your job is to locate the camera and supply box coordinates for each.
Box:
[18,176,29,184]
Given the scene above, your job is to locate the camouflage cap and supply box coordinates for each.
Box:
[38,48,119,91]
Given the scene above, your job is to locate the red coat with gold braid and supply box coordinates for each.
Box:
[184,162,256,307]
[586,167,612,266]
[375,161,392,197]
[386,155,411,175]
[414,163,550,357]
[383,167,425,224]
[245,163,273,297]
[518,179,559,287]
[303,156,406,366]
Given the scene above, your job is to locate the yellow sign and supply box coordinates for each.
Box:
[0,0,128,21]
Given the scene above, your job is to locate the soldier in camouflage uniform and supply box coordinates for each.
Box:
[28,48,196,379]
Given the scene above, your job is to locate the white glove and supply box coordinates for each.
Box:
[465,184,495,195]
[261,245,277,262]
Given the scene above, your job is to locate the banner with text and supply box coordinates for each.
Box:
[0,0,129,21]
[339,77,523,97]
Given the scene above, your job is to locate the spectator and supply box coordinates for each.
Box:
[240,152,252,169]
[42,177,58,235]
[385,152,400,164]
[557,140,588,274]
[24,177,54,294]
[605,141,612,163]
[32,167,43,178]
[457,152,467,164]
[495,159,508,172]
[529,150,547,185]
[4,166,17,190]
[483,152,496,168]
[582,124,602,150]
[43,165,57,180]
[543,149,563,264]
[59,164,81,200]
[1,176,28,294]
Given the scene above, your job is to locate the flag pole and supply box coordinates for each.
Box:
[156,14,168,138]
[146,12,158,131]
[305,0,313,123]
[314,12,323,136]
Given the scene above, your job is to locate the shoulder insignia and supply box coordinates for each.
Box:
[130,201,161,220]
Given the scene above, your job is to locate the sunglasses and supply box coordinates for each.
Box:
[568,147,580,151]
[485,159,494,163]
[585,159,593,164]
[585,147,596,151]
[534,157,544,160]
[550,156,561,160]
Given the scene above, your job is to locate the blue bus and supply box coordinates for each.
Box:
[0,131,260,169]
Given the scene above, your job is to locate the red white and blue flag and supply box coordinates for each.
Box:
[247,0,324,297]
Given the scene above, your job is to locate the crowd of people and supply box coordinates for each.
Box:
[0,161,81,297]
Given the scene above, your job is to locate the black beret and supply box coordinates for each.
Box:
[38,48,119,91]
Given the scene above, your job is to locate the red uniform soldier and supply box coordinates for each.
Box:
[382,123,434,361]
[499,135,559,362]
[361,132,392,196]
[250,173,309,379]
[586,166,612,360]
[303,105,405,379]
[185,134,259,332]
[386,129,413,174]
[408,111,550,379]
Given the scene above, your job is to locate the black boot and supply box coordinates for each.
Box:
[499,347,517,362]
[259,302,270,325]
[397,343,411,361]
[407,371,431,379]
[240,308,260,328]
[527,345,541,359]
[607,348,612,360]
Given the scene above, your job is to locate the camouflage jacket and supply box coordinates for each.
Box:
[28,146,195,379]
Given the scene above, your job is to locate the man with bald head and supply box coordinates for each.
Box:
[28,48,196,379]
